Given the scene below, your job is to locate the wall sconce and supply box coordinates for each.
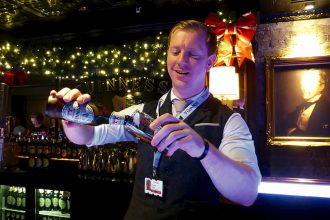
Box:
[208,66,239,100]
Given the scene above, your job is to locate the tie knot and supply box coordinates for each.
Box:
[172,99,188,116]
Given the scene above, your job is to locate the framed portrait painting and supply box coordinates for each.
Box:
[266,56,330,146]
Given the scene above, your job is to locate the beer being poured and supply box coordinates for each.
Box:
[45,95,159,143]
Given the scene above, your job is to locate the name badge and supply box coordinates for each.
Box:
[145,178,163,197]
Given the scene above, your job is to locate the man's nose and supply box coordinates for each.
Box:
[177,53,188,66]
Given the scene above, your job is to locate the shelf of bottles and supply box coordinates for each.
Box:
[9,131,81,172]
[0,185,26,220]
[5,130,138,181]
[36,188,70,220]
[77,141,137,181]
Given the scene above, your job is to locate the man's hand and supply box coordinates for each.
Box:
[150,113,205,158]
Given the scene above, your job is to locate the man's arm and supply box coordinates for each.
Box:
[150,113,261,206]
[62,120,95,145]
[201,114,261,206]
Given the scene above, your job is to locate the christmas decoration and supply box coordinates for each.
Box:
[0,32,168,84]
[205,11,257,67]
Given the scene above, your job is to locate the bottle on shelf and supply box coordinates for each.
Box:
[58,191,67,214]
[55,135,62,159]
[38,189,45,211]
[21,187,26,211]
[11,186,18,209]
[17,132,28,157]
[52,190,59,211]
[27,136,36,170]
[61,137,68,159]
[35,135,43,171]
[42,136,51,169]
[44,189,52,211]
[66,191,70,214]
[6,186,13,208]
[16,187,23,210]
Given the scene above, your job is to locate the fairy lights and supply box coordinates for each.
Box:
[0,32,168,82]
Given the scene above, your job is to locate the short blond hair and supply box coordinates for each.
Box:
[168,20,217,56]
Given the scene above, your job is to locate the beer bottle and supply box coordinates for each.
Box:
[11,186,17,209]
[35,135,43,171]
[52,190,59,211]
[38,189,45,211]
[5,210,11,220]
[58,191,67,214]
[66,191,71,214]
[45,96,109,125]
[21,187,26,211]
[16,187,23,210]
[61,137,68,159]
[44,189,52,211]
[55,134,62,159]
[42,136,51,170]
[46,95,159,144]
[16,132,25,156]
[65,137,72,159]
[6,186,13,208]
[27,136,36,170]
[20,133,28,157]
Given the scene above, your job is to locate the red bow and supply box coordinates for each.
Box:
[205,12,257,67]
[2,70,28,86]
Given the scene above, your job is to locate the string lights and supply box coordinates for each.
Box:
[0,32,168,83]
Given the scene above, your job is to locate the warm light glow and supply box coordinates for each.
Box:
[258,181,330,198]
[300,70,324,100]
[209,66,239,100]
[289,34,324,57]
[304,3,315,10]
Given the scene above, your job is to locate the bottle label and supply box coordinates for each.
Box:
[62,103,94,124]
[59,198,66,210]
[39,197,45,207]
[45,198,51,208]
[108,115,125,125]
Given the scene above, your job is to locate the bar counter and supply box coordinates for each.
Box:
[2,166,330,220]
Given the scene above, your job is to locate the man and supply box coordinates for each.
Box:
[286,69,330,136]
[50,20,261,219]
[25,112,48,137]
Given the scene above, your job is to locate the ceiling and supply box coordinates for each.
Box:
[0,0,222,44]
[0,0,329,44]
[259,0,330,14]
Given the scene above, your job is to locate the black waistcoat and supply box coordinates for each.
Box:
[124,93,233,220]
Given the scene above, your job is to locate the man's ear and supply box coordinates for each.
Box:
[206,54,216,71]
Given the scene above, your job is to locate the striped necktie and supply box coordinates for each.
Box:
[172,99,188,117]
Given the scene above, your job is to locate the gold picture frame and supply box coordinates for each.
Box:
[266,56,330,146]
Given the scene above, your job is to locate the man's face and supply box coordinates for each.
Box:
[166,29,215,99]
[300,71,325,100]
[31,117,40,127]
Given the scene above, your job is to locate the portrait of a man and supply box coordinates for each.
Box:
[284,69,330,137]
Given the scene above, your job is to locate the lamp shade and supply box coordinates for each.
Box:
[209,66,239,100]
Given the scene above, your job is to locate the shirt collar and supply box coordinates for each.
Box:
[170,87,208,103]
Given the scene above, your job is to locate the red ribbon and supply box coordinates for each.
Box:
[2,70,28,86]
[205,12,257,67]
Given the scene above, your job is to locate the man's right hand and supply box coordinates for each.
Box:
[50,87,91,104]
[49,87,95,145]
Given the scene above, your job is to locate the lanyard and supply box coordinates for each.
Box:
[152,88,210,177]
